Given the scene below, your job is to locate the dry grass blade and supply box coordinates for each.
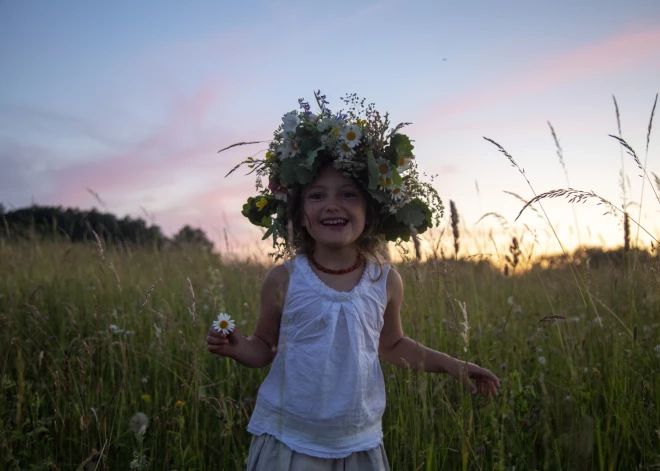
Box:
[483,137,523,174]
[86,188,106,207]
[475,212,510,230]
[187,277,196,324]
[503,191,540,216]
[516,188,659,244]
[646,93,657,155]
[610,135,643,171]
[548,121,569,184]
[612,95,622,137]
[653,172,660,195]
[139,279,161,314]
[217,140,270,154]
[91,229,105,261]
[609,134,660,204]
[61,246,73,264]
[109,262,122,293]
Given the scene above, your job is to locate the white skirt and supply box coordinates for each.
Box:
[247,434,390,471]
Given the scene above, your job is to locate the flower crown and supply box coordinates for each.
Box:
[220,91,444,259]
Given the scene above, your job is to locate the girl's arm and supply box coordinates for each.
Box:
[378,268,500,396]
[207,264,288,368]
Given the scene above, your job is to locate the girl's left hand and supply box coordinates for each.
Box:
[455,361,501,397]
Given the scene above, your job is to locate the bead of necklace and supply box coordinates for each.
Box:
[309,253,363,275]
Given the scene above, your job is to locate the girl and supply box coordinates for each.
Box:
[207,93,500,470]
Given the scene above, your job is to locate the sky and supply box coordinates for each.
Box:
[1,0,659,262]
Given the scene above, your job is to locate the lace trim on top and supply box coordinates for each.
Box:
[297,254,373,302]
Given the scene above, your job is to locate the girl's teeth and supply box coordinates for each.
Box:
[323,219,346,225]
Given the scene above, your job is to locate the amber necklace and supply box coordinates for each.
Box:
[309,253,363,275]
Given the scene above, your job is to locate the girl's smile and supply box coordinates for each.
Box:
[302,167,366,250]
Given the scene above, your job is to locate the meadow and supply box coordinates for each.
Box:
[1,232,659,470]
[2,98,660,470]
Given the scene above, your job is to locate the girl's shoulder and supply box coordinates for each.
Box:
[262,262,291,295]
[385,265,403,303]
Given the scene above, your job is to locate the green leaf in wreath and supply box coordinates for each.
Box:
[385,133,414,165]
[391,168,403,186]
[306,145,325,167]
[367,151,379,190]
[395,204,425,227]
[295,165,313,184]
[279,159,298,186]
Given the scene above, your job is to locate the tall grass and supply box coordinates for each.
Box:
[1,235,659,470]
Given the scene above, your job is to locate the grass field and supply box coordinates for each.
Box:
[1,234,659,470]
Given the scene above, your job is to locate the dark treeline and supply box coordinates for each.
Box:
[0,204,214,251]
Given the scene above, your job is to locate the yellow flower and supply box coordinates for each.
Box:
[356,119,367,127]
[332,127,340,136]
[265,151,275,160]
[255,197,268,211]
[141,394,152,403]
[175,400,185,408]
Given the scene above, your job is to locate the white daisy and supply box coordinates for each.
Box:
[375,157,392,179]
[378,175,393,190]
[340,124,362,148]
[282,113,300,134]
[336,141,355,159]
[397,155,414,171]
[391,185,406,202]
[277,139,298,159]
[213,313,235,335]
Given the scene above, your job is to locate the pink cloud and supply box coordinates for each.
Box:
[415,28,660,134]
[50,79,242,205]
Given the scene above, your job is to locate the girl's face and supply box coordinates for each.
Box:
[301,166,366,250]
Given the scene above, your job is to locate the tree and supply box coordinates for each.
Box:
[173,225,214,252]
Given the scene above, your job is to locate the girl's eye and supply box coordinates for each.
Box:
[308,193,323,200]
[342,192,357,198]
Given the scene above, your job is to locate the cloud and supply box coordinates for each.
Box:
[416,28,660,133]
[0,103,124,148]
[47,79,229,204]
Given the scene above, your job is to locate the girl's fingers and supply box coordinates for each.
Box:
[206,334,228,345]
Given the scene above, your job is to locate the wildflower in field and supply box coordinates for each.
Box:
[129,412,149,435]
[538,356,547,365]
[109,324,123,334]
[140,394,151,403]
[654,344,660,357]
[175,400,185,408]
[213,313,235,335]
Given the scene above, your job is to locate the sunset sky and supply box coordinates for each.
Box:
[1,0,659,261]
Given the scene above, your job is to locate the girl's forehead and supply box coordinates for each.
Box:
[312,166,355,186]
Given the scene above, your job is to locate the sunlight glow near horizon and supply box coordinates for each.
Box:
[1,0,659,261]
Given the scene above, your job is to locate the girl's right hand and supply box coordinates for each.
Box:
[206,325,241,358]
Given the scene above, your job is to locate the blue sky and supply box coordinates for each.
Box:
[1,0,659,259]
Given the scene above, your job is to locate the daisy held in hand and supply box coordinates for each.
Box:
[213,313,235,335]
[208,91,500,471]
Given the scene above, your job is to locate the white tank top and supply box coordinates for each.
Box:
[247,254,390,458]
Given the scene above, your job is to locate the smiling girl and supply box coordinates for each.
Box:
[207,92,500,470]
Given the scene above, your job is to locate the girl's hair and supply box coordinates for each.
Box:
[286,163,389,277]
